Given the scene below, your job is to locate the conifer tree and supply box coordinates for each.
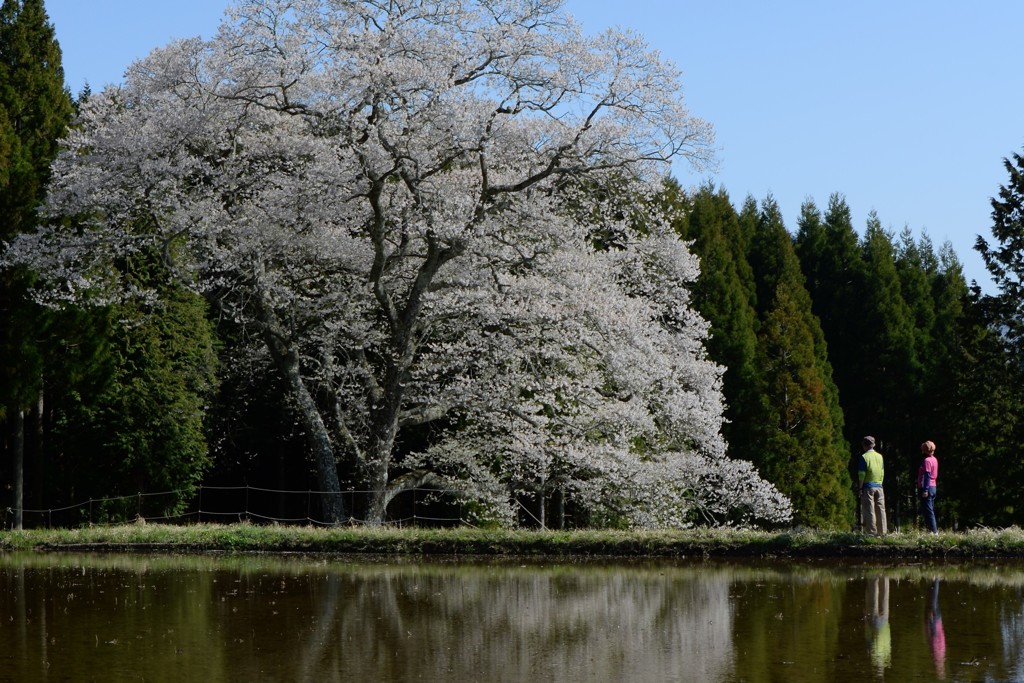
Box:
[895,231,961,466]
[794,195,867,445]
[952,148,1024,525]
[977,150,1024,349]
[895,228,937,381]
[737,195,761,255]
[51,280,217,519]
[943,288,1024,525]
[855,214,921,516]
[672,184,765,465]
[0,0,70,235]
[1,2,217,524]
[746,198,852,527]
[0,0,73,527]
[919,243,972,524]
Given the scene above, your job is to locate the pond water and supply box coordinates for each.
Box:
[1,552,1022,682]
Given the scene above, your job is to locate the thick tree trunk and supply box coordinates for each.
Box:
[365,457,390,525]
[364,390,401,524]
[282,360,347,524]
[257,301,347,525]
[367,469,450,525]
[360,220,462,525]
[363,350,406,525]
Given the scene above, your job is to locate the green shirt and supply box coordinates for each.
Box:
[859,449,884,487]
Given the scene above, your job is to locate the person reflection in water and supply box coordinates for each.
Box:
[926,578,947,679]
[865,575,891,672]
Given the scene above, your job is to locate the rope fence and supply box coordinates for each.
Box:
[1,485,473,530]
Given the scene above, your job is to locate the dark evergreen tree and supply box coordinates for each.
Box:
[794,195,867,442]
[895,227,937,387]
[49,281,217,521]
[670,183,766,465]
[793,198,827,292]
[795,196,868,497]
[1,3,218,525]
[976,149,1024,348]
[916,244,972,527]
[856,214,919,517]
[894,230,968,507]
[949,148,1024,526]
[0,0,70,236]
[737,194,761,253]
[943,287,1024,526]
[0,0,73,527]
[746,197,852,527]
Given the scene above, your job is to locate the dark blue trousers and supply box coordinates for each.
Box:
[920,486,937,532]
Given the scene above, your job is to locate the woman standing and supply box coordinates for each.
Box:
[918,441,939,533]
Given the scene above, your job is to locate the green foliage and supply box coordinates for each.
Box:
[896,233,969,508]
[52,282,218,517]
[977,150,1024,347]
[745,198,852,528]
[794,199,977,525]
[1,3,217,524]
[0,0,73,531]
[857,215,919,479]
[948,149,1024,527]
[945,292,1024,527]
[0,0,74,412]
[0,0,73,237]
[946,150,1024,525]
[895,227,937,386]
[669,183,765,466]
[795,195,867,449]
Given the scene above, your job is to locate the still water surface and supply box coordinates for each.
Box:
[1,552,1022,682]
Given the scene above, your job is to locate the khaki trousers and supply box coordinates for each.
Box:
[861,487,887,535]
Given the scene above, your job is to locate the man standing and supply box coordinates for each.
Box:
[858,436,886,535]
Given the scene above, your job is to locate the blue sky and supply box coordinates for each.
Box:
[47,1,1024,292]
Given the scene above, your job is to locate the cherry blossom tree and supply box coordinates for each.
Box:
[3,0,791,526]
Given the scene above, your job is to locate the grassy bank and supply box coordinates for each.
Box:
[5,523,1024,558]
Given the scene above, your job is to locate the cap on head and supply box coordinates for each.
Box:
[862,436,875,449]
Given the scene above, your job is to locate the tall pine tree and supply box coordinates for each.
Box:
[944,286,1024,526]
[895,227,937,388]
[858,214,919,511]
[0,0,73,527]
[1,2,217,525]
[950,148,1024,526]
[670,183,766,466]
[746,198,852,527]
[977,150,1024,349]
[795,195,867,445]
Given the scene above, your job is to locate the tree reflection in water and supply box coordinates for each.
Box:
[4,554,1024,681]
[274,562,736,682]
